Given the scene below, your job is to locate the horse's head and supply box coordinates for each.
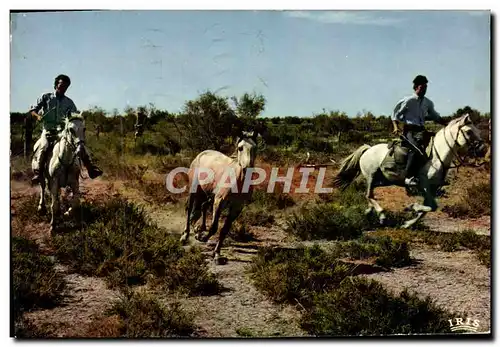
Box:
[64,113,86,147]
[447,113,487,158]
[235,131,258,168]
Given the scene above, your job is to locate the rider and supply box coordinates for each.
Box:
[134,109,147,138]
[391,74,448,187]
[29,74,103,184]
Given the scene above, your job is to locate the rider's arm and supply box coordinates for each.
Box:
[29,93,47,121]
[391,97,409,132]
[426,99,447,125]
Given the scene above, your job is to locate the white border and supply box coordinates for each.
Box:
[3,1,497,346]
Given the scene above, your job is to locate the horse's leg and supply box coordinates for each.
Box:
[38,179,47,215]
[65,175,80,218]
[199,196,223,243]
[199,198,210,233]
[180,193,197,245]
[402,183,435,229]
[213,203,244,264]
[364,175,375,216]
[190,198,206,240]
[49,180,60,234]
[366,173,386,225]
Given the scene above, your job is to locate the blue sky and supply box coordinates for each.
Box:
[10,10,491,118]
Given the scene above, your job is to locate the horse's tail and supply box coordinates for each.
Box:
[333,144,371,190]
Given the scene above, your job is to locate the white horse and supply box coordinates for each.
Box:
[179,132,258,264]
[333,114,486,229]
[32,114,86,233]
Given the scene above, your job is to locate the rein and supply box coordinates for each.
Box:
[56,122,85,179]
[430,120,481,174]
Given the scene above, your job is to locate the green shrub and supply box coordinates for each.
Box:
[442,182,491,218]
[13,237,66,319]
[286,203,370,241]
[301,277,455,336]
[53,197,220,295]
[332,235,412,268]
[249,245,353,306]
[251,186,295,210]
[238,207,275,227]
[435,230,490,252]
[107,289,195,338]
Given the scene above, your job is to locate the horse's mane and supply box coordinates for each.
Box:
[66,113,85,123]
[426,114,470,157]
[446,115,466,127]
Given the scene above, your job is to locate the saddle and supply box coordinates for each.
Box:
[380,131,434,182]
[384,138,410,167]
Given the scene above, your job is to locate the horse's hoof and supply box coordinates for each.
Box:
[196,232,209,243]
[379,214,387,226]
[364,208,373,216]
[401,222,413,229]
[179,234,189,245]
[412,204,432,213]
[214,256,227,265]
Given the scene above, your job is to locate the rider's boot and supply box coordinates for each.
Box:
[31,170,41,185]
[80,149,103,179]
[403,151,419,187]
[31,149,47,185]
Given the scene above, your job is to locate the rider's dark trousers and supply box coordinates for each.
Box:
[403,124,425,175]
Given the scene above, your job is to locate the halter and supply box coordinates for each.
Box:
[430,118,484,172]
[56,118,85,176]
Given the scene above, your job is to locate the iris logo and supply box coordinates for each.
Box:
[448,318,480,333]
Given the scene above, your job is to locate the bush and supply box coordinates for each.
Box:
[13,237,66,320]
[332,235,412,268]
[434,230,490,252]
[249,245,353,306]
[53,197,220,295]
[367,229,490,268]
[442,182,491,218]
[251,185,295,210]
[107,289,195,338]
[250,244,457,336]
[301,277,455,336]
[238,207,275,227]
[286,203,370,241]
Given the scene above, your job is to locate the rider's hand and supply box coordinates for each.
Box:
[392,128,400,135]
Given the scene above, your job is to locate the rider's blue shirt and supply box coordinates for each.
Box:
[30,92,78,132]
[392,93,442,127]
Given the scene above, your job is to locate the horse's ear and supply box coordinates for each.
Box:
[250,130,258,142]
[462,113,473,125]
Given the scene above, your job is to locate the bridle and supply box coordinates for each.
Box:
[431,120,485,170]
[57,119,86,177]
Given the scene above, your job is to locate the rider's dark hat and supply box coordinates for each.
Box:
[412,75,428,85]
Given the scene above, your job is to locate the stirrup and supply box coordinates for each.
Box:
[404,177,419,187]
[31,171,41,184]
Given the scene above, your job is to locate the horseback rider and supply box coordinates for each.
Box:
[30,74,103,184]
[134,109,147,138]
[391,74,448,187]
